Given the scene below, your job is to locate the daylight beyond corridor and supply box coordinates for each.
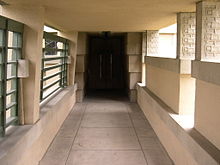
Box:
[39,93,173,165]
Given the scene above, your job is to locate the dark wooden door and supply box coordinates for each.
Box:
[88,35,125,90]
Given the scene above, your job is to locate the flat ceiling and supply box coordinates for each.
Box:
[4,0,197,32]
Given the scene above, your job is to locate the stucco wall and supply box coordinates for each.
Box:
[126,33,142,102]
[146,65,180,113]
[195,80,220,150]
[75,32,87,102]
[137,86,198,165]
[179,75,195,115]
[0,86,77,165]
[137,85,219,165]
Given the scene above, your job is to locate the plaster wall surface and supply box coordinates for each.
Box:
[129,72,141,89]
[0,85,77,165]
[128,55,142,72]
[75,72,85,90]
[137,86,198,165]
[59,32,78,86]
[126,33,142,102]
[0,5,45,124]
[127,33,142,55]
[195,80,220,150]
[76,32,87,102]
[137,85,219,165]
[76,55,86,73]
[179,75,195,115]
[146,65,180,113]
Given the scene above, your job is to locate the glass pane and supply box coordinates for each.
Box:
[43,81,60,98]
[44,58,62,67]
[45,66,62,75]
[57,50,65,56]
[7,64,17,78]
[7,49,20,62]
[6,106,16,121]
[8,31,22,48]
[0,81,3,95]
[57,42,64,49]
[45,39,57,50]
[0,47,3,64]
[65,43,69,50]
[6,93,16,105]
[44,74,60,87]
[0,30,4,47]
[6,79,16,93]
[0,98,3,112]
[0,65,3,80]
[8,31,13,47]
[17,33,22,48]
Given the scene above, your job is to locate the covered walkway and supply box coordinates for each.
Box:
[40,93,173,165]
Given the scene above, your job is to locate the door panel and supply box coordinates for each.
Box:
[88,35,125,90]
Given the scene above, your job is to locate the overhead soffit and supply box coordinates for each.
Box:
[4,0,197,32]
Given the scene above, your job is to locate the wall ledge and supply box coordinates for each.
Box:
[145,56,180,73]
[192,60,220,86]
[145,56,192,74]
[0,84,77,165]
[137,84,220,165]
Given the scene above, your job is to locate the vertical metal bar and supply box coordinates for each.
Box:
[12,32,18,120]
[0,40,5,136]
[64,42,68,86]
[17,32,23,124]
[59,41,64,88]
[40,35,69,102]
[0,46,3,136]
[2,24,8,136]
[15,34,20,120]
[40,52,44,101]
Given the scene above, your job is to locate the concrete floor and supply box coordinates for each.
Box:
[39,92,173,165]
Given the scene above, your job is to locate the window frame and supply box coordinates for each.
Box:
[40,32,69,101]
[0,16,23,137]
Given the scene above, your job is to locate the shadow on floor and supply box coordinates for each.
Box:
[85,89,128,102]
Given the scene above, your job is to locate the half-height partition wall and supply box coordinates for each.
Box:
[40,32,69,101]
[137,8,220,165]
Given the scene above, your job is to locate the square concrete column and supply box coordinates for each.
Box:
[145,30,159,85]
[141,32,147,84]
[58,32,78,86]
[1,5,45,124]
[177,12,196,60]
[126,33,142,102]
[75,32,87,102]
[196,1,220,62]
[176,12,196,115]
[193,1,220,150]
[146,30,159,56]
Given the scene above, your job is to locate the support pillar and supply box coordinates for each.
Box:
[145,30,159,85]
[193,1,220,150]
[75,32,87,102]
[0,5,45,124]
[196,1,220,62]
[126,33,142,102]
[177,12,196,60]
[146,30,159,56]
[176,12,196,115]
[141,32,146,85]
[59,32,78,86]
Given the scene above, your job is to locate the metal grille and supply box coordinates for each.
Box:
[0,16,23,136]
[40,32,69,101]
